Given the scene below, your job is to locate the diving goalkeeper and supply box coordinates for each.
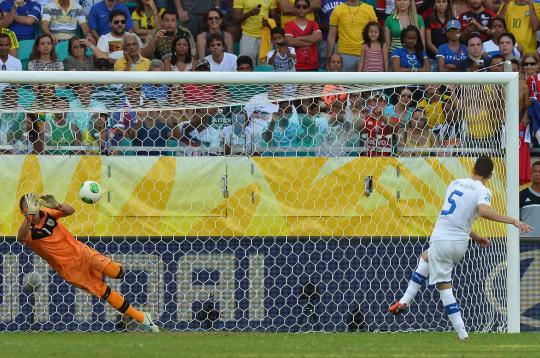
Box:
[17,193,159,333]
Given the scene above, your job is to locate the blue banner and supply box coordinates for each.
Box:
[0,237,525,332]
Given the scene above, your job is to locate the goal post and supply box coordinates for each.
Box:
[0,71,520,333]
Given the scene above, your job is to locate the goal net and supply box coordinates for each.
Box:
[0,72,519,333]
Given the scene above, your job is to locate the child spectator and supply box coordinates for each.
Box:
[204,33,237,72]
[267,27,296,72]
[436,19,468,72]
[357,21,388,72]
[284,0,322,71]
[391,25,430,72]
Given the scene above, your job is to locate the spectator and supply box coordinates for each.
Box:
[417,84,449,143]
[28,34,64,70]
[88,0,133,38]
[522,53,538,84]
[327,53,343,71]
[233,0,278,66]
[357,21,388,72]
[136,100,172,155]
[97,10,143,63]
[174,0,216,38]
[41,0,90,42]
[63,36,107,70]
[284,0,322,71]
[43,100,82,155]
[142,59,169,104]
[384,86,413,125]
[519,161,540,237]
[458,0,496,42]
[90,57,126,107]
[327,0,377,71]
[0,0,41,40]
[526,54,540,101]
[425,0,453,71]
[483,17,520,60]
[0,32,21,70]
[205,32,237,71]
[164,34,194,70]
[391,25,430,72]
[262,101,305,149]
[114,33,150,71]
[497,32,518,61]
[400,109,438,156]
[384,0,425,57]
[0,12,18,57]
[267,27,296,71]
[142,10,197,60]
[317,0,345,69]
[437,19,468,72]
[456,33,487,71]
[279,0,320,27]
[196,8,234,59]
[82,113,108,155]
[177,108,220,148]
[132,0,164,41]
[236,54,253,70]
[498,0,540,55]
[24,113,46,154]
[487,52,503,71]
[363,102,399,157]
[182,58,227,106]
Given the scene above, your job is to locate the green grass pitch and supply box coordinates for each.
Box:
[2,332,540,357]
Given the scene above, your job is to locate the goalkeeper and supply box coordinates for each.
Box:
[16,193,159,333]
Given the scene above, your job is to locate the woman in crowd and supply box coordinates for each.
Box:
[483,17,520,60]
[164,35,195,71]
[425,0,454,71]
[63,36,107,71]
[196,8,233,59]
[132,0,164,41]
[436,19,467,72]
[28,34,64,71]
[391,25,430,72]
[358,21,387,72]
[385,0,425,56]
[284,0,322,71]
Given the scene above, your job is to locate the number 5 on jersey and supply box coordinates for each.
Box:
[441,190,464,215]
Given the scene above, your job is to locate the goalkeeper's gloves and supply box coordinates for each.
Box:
[25,193,40,219]
[39,194,60,209]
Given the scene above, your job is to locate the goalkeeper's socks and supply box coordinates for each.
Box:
[106,289,145,324]
[399,257,429,305]
[439,288,468,339]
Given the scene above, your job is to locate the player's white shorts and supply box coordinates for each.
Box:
[428,240,469,285]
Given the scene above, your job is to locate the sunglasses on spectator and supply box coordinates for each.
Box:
[295,4,308,9]
[523,62,537,67]
[113,19,126,24]
[208,16,221,21]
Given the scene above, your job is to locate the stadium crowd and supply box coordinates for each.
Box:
[0,0,538,180]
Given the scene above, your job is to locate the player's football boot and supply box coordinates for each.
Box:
[141,312,159,333]
[389,301,407,315]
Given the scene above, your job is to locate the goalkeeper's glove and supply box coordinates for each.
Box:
[39,194,60,209]
[25,193,40,219]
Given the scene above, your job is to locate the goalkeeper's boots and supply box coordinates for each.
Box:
[141,312,159,333]
[389,301,407,315]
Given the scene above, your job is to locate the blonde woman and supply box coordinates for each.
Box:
[384,0,425,56]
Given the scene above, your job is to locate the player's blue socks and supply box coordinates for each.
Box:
[439,288,468,340]
[399,257,429,305]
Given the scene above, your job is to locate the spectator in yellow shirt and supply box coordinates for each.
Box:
[114,33,150,71]
[498,0,540,54]
[327,0,377,71]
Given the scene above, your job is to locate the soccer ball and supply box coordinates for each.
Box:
[80,180,102,204]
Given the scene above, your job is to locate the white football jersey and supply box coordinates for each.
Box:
[431,178,492,241]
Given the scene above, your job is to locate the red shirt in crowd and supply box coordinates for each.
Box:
[284,19,321,71]
[364,116,399,157]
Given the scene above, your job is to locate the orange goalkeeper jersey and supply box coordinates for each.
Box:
[25,207,85,273]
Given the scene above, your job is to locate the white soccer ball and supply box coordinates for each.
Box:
[79,180,103,204]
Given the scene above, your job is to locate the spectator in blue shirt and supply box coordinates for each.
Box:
[88,0,133,38]
[436,19,468,72]
[391,25,430,72]
[1,0,41,40]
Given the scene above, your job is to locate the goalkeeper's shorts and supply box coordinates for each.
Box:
[60,246,112,297]
[428,240,468,285]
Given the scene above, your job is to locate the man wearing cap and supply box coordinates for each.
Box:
[459,0,495,42]
[436,19,468,72]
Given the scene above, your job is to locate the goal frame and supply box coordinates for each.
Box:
[0,70,520,333]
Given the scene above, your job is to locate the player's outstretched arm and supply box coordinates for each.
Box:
[478,204,533,234]
[16,219,32,243]
[40,195,75,217]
